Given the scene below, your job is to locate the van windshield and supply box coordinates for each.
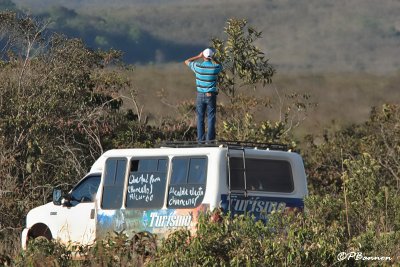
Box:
[70,175,101,204]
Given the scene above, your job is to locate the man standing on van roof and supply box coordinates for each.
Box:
[185,48,222,142]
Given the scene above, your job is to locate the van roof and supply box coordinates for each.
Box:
[89,141,296,173]
[160,140,289,151]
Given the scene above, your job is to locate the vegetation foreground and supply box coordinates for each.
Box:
[0,11,399,266]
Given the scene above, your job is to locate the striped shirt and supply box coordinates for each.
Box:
[189,61,222,93]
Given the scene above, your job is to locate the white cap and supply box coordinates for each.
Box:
[202,48,214,59]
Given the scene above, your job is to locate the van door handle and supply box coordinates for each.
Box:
[90,209,95,219]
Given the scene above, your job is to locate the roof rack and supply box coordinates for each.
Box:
[159,140,289,151]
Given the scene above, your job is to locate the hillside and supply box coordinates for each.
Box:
[10,0,400,73]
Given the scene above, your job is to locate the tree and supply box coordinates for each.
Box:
[212,18,275,99]
[0,11,136,258]
[209,19,313,145]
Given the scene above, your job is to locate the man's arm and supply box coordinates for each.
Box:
[184,52,203,66]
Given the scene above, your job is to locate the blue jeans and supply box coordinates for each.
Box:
[196,92,217,142]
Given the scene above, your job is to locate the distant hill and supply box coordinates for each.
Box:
[10,0,400,73]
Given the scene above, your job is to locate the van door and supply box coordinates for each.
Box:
[96,158,127,237]
[58,175,101,245]
[226,148,248,214]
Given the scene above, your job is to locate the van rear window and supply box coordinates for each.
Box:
[229,158,294,193]
[126,158,168,209]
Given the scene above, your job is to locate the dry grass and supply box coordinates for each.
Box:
[123,63,400,138]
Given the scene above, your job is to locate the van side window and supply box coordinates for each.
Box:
[101,158,127,209]
[126,158,168,209]
[168,157,207,208]
[230,158,294,193]
[170,157,207,185]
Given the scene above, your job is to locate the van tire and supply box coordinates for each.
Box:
[28,223,52,242]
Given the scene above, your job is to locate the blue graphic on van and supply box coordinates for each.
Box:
[96,204,209,240]
[220,194,304,220]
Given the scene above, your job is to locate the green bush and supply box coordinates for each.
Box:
[150,208,346,266]
[16,238,72,267]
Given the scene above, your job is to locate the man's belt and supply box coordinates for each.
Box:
[198,91,218,96]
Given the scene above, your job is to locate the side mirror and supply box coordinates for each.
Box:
[52,189,63,206]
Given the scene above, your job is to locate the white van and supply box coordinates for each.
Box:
[21,141,308,249]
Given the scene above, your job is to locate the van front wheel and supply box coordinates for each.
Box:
[28,223,52,242]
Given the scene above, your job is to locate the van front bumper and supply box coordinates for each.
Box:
[21,228,29,250]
